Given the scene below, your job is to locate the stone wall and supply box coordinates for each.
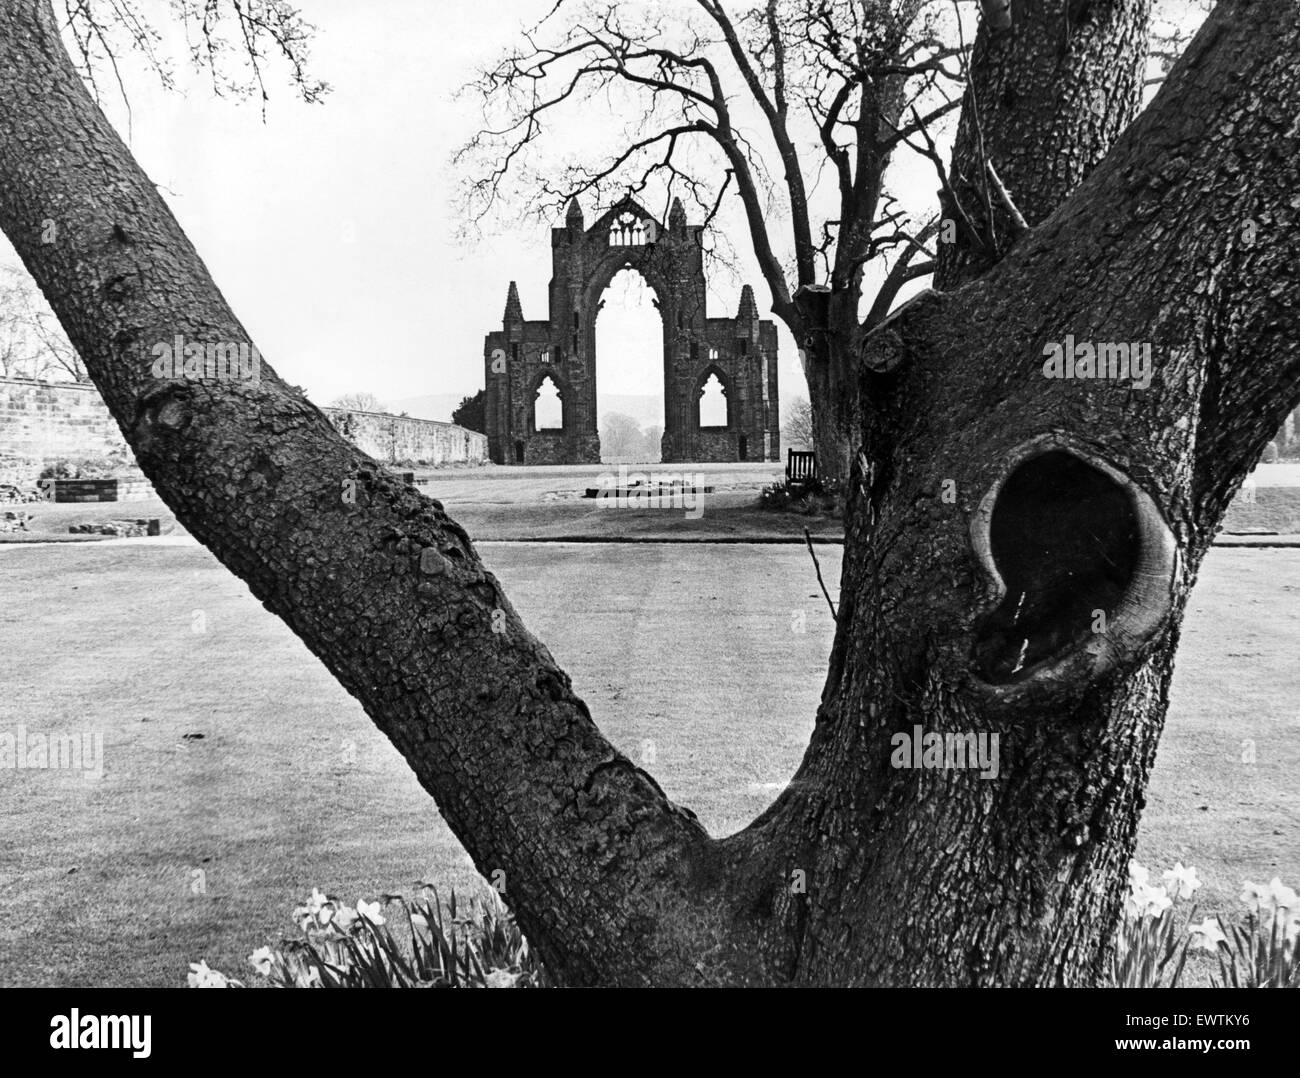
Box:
[0,376,131,461]
[322,407,488,466]
[0,378,488,478]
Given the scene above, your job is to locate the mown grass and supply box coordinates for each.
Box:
[0,541,1295,986]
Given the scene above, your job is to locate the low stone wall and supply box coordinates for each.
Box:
[322,407,487,466]
[43,477,155,503]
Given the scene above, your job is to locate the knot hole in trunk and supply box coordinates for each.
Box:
[970,441,1177,691]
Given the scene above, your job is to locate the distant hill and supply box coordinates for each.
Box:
[386,391,666,429]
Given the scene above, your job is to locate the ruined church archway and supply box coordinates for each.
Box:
[482,196,780,465]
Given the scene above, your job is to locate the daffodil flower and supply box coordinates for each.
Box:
[1126,882,1172,919]
[1161,862,1202,901]
[187,960,230,988]
[1188,917,1227,952]
[248,946,276,977]
[294,967,322,989]
[357,899,386,926]
[484,968,518,988]
[1240,880,1268,914]
[1264,877,1298,912]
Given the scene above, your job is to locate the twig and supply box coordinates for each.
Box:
[902,107,984,253]
[985,160,1029,238]
[804,527,838,622]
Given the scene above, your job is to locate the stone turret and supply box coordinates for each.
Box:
[565,198,584,231]
[668,197,686,235]
[503,281,524,326]
[737,284,759,324]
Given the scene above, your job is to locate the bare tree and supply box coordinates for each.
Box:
[0,263,86,380]
[601,411,647,459]
[2,0,1298,986]
[782,395,813,450]
[330,392,386,413]
[458,0,980,480]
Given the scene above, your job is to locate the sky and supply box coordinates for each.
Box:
[0,0,941,417]
[0,0,1206,420]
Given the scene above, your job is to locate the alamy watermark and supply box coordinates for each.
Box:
[151,335,261,384]
[1042,335,1153,390]
[0,725,103,780]
[890,726,999,780]
[593,465,707,519]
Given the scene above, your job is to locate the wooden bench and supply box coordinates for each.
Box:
[786,449,817,487]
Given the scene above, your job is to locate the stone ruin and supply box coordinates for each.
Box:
[483,196,781,465]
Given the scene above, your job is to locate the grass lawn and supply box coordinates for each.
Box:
[3,464,849,543]
[0,540,1295,986]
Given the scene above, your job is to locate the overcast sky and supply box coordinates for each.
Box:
[1,0,1205,419]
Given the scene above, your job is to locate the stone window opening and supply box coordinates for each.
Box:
[698,372,728,428]
[534,375,563,432]
[608,212,647,247]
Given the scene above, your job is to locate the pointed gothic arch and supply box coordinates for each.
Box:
[695,364,731,429]
[482,197,780,464]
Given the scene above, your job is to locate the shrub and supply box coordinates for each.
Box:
[1112,861,1299,988]
[189,884,547,988]
[38,460,78,481]
[37,457,124,481]
[758,476,845,517]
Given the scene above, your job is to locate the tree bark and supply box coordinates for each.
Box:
[935,0,1153,288]
[726,0,1300,983]
[0,0,737,987]
[2,0,1298,986]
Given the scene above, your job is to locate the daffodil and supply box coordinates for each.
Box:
[1128,860,1150,887]
[484,968,518,988]
[248,946,276,977]
[333,904,359,931]
[357,898,386,926]
[1126,882,1172,919]
[1240,880,1268,914]
[187,960,230,988]
[1162,862,1202,901]
[1188,917,1227,952]
[294,967,322,989]
[1264,877,1298,912]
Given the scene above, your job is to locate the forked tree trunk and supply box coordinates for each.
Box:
[935,0,1154,289]
[1,0,1297,984]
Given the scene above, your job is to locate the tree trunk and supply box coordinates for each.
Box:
[2,0,1298,985]
[935,0,1153,288]
[799,287,866,484]
[802,337,855,486]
